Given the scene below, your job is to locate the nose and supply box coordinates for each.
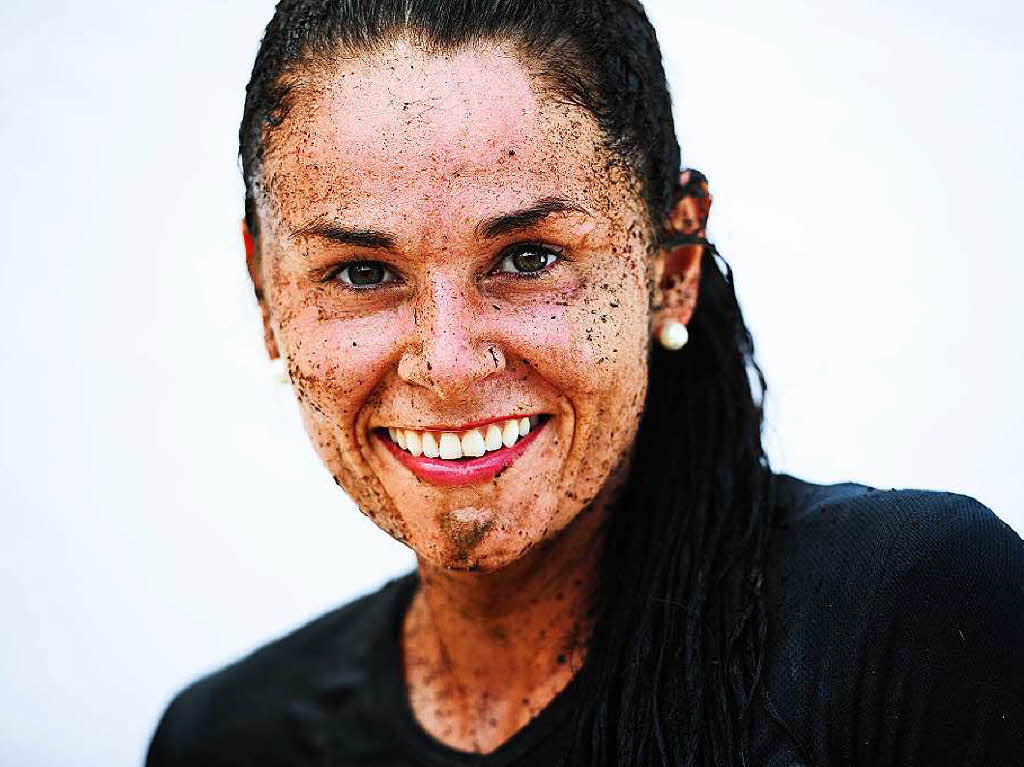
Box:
[397,276,506,401]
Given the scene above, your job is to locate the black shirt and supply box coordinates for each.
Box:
[146,475,1024,765]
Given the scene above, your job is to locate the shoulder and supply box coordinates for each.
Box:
[766,473,1023,612]
[758,474,1024,764]
[145,572,416,766]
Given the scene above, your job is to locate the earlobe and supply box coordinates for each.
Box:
[652,169,712,335]
[242,218,281,361]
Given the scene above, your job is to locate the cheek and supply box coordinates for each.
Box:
[277,297,409,423]
[558,265,651,479]
[491,262,650,498]
[505,262,650,398]
[275,291,413,539]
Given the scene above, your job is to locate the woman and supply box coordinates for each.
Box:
[147,1,1024,764]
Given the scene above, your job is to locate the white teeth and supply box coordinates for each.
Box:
[439,432,462,459]
[461,429,486,457]
[501,419,520,448]
[405,430,422,457]
[384,416,545,461]
[421,432,440,458]
[484,424,503,451]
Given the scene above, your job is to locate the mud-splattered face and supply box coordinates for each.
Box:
[254,41,655,570]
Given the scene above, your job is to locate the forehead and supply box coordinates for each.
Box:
[261,40,634,233]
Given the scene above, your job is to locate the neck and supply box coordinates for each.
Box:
[402,499,611,753]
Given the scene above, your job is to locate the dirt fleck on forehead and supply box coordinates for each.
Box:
[255,41,648,244]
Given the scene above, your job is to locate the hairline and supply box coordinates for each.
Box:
[245,33,657,242]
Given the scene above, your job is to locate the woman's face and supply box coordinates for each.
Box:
[253,41,656,570]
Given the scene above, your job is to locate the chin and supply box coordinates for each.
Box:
[439,537,538,571]
[410,501,566,572]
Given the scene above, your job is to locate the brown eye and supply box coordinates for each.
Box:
[494,245,560,276]
[334,261,395,288]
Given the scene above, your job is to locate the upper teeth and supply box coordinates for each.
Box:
[386,416,541,460]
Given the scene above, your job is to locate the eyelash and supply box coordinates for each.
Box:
[323,243,564,289]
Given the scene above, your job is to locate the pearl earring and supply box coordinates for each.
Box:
[658,320,689,350]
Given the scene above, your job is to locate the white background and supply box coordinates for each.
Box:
[2,1,1021,764]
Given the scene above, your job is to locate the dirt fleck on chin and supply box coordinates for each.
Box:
[438,511,494,560]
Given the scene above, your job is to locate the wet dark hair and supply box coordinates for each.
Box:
[240,0,680,238]
[240,2,772,764]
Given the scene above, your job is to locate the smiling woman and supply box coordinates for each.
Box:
[146,1,1024,766]
[250,43,656,572]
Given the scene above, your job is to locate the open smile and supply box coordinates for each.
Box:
[375,415,552,487]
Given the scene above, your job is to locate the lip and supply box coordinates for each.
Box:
[376,417,549,487]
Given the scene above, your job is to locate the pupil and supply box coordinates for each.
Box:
[349,263,383,285]
[512,251,547,272]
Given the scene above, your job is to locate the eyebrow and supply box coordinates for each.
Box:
[476,197,590,239]
[289,197,589,249]
[288,221,397,250]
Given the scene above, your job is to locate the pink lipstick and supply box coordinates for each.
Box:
[377,417,549,486]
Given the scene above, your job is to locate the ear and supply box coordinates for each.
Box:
[651,169,712,336]
[243,218,280,361]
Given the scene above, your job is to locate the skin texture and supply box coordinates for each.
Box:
[245,38,703,753]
